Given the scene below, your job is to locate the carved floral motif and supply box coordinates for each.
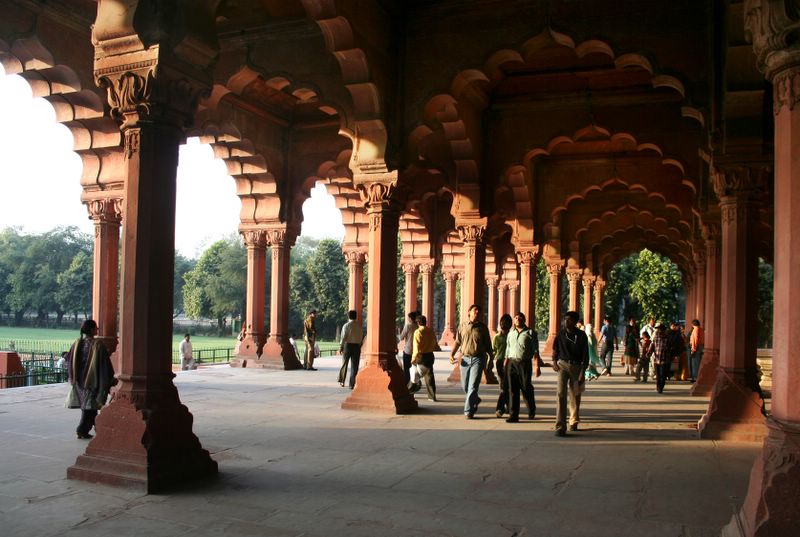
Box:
[457,224,486,245]
[516,249,539,266]
[344,251,367,265]
[242,230,267,248]
[711,164,770,200]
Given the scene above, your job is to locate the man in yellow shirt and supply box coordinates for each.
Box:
[409,315,437,401]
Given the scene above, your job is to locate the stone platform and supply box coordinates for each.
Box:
[0,352,759,537]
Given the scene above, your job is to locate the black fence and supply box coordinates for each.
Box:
[0,352,69,388]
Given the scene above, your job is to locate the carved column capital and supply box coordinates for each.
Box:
[456,223,487,245]
[701,222,722,242]
[582,274,596,289]
[711,163,771,202]
[486,276,499,287]
[264,229,287,248]
[344,250,367,265]
[442,271,458,283]
[86,197,123,225]
[566,269,583,284]
[419,262,436,275]
[242,230,267,249]
[594,278,607,293]
[516,248,540,266]
[745,1,800,77]
[357,181,404,215]
[506,282,519,292]
[546,262,564,276]
[401,262,419,275]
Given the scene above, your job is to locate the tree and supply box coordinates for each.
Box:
[757,258,773,348]
[628,249,683,324]
[534,258,549,336]
[305,239,348,339]
[604,256,637,324]
[174,252,196,318]
[183,236,246,332]
[55,250,93,322]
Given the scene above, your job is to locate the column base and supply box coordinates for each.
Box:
[230,335,264,367]
[438,328,456,349]
[341,359,418,414]
[721,419,800,537]
[690,347,719,396]
[697,367,767,442]
[544,333,556,356]
[67,385,218,493]
[446,362,498,384]
[232,337,302,370]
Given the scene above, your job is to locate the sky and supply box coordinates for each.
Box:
[0,67,345,258]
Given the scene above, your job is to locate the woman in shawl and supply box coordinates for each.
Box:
[623,317,640,376]
[65,319,116,439]
[584,323,602,381]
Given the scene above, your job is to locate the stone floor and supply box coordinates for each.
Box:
[0,353,760,537]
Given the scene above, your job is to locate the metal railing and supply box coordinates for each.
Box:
[171,347,235,365]
[0,351,69,388]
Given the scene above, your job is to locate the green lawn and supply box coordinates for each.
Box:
[0,326,339,355]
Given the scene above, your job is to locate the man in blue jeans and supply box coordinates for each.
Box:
[450,304,493,419]
[598,316,618,375]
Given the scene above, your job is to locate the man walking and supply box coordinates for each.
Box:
[398,311,419,385]
[409,314,437,401]
[648,323,671,393]
[337,310,363,389]
[504,312,541,423]
[551,311,589,436]
[180,333,197,370]
[303,309,318,371]
[598,316,618,376]
[450,304,493,419]
[640,317,657,380]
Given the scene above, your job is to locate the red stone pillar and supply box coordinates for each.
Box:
[544,261,565,354]
[566,269,581,313]
[721,31,800,536]
[344,250,367,322]
[486,276,499,335]
[438,271,458,347]
[582,274,594,329]
[594,278,606,339]
[684,276,696,328]
[507,282,519,317]
[692,225,721,396]
[87,198,122,357]
[68,34,218,491]
[402,263,419,315]
[420,262,435,329]
[258,228,302,370]
[497,281,509,318]
[693,252,706,324]
[342,181,417,413]
[517,249,539,326]
[232,230,267,365]
[698,163,768,442]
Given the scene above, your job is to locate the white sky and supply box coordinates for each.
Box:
[0,67,344,259]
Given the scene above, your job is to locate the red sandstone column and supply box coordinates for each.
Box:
[582,274,594,328]
[544,261,565,354]
[258,229,302,370]
[402,263,419,315]
[486,276,498,334]
[507,282,519,317]
[693,252,706,323]
[420,262,435,329]
[87,198,122,356]
[438,271,458,347]
[345,250,367,322]
[448,221,493,383]
[566,269,581,313]
[684,276,696,328]
[232,230,267,364]
[722,31,800,536]
[68,34,217,491]
[517,250,539,326]
[497,281,509,318]
[692,225,721,396]
[594,278,605,339]
[698,163,768,442]
[342,181,417,413]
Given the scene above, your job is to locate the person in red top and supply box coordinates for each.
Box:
[689,319,705,382]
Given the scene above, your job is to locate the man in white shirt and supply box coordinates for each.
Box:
[180,334,197,370]
[337,310,364,388]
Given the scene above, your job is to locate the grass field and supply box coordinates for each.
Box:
[0,326,339,355]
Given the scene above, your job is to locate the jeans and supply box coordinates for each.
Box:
[402,352,412,385]
[655,361,671,392]
[460,355,485,415]
[338,343,361,388]
[495,360,508,413]
[599,345,614,372]
[689,345,703,381]
[556,360,582,431]
[635,358,650,382]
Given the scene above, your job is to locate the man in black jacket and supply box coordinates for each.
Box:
[551,311,589,436]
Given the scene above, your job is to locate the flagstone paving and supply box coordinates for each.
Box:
[0,353,759,537]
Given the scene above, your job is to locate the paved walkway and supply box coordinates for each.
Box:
[1,353,759,537]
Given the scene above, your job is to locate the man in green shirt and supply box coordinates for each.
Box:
[504,312,541,422]
[450,304,493,418]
